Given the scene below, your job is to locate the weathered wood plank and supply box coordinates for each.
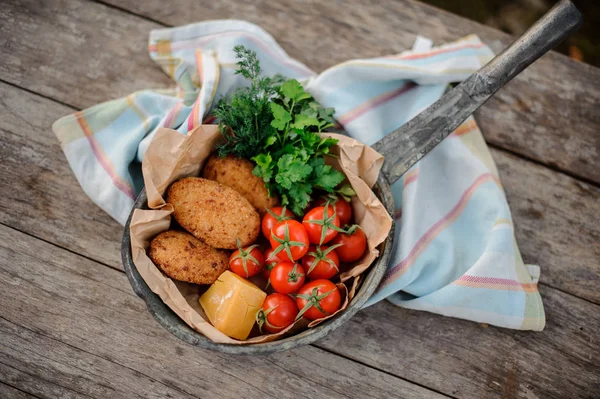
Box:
[101,0,600,184]
[1,1,599,396]
[0,0,171,107]
[0,224,446,399]
[1,319,195,399]
[0,84,122,268]
[1,0,598,183]
[2,80,598,303]
[494,149,600,303]
[318,285,600,399]
[0,362,85,399]
[2,222,599,398]
[0,382,38,399]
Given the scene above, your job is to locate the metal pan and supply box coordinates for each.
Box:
[121,0,582,354]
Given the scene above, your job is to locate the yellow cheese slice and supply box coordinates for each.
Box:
[199,270,267,340]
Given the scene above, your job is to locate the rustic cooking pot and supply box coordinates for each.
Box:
[121,0,581,354]
[122,174,395,355]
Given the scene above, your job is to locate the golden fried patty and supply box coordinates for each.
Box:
[167,177,260,249]
[202,154,279,215]
[149,230,229,285]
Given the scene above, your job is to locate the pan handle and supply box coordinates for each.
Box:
[372,0,583,185]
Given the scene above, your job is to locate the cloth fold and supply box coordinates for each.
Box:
[53,20,545,331]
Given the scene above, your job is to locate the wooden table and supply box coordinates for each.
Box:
[1,0,599,397]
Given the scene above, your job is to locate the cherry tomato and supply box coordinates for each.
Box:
[270,261,305,294]
[270,220,309,261]
[330,225,367,263]
[262,247,281,280]
[302,205,342,245]
[229,241,264,278]
[256,293,298,333]
[315,196,352,226]
[302,244,342,280]
[262,207,295,239]
[296,280,341,321]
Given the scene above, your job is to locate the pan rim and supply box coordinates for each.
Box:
[121,173,395,354]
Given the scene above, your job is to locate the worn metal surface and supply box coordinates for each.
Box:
[373,0,583,184]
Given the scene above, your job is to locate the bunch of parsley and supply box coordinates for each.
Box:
[215,46,354,215]
[213,45,283,159]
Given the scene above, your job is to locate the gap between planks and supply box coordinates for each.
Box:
[312,343,458,399]
[0,315,202,399]
[2,216,598,398]
[77,0,600,186]
[487,144,600,189]
[1,75,599,307]
[91,0,171,26]
[2,0,597,185]
[0,219,448,398]
[2,75,598,193]
[2,206,599,396]
[0,381,43,399]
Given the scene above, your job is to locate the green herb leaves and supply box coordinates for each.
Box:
[275,155,312,189]
[269,103,291,131]
[280,79,312,103]
[251,76,346,214]
[213,46,281,159]
[311,158,345,190]
[215,45,354,215]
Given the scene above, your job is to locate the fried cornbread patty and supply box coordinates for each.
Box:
[167,177,260,249]
[202,154,279,215]
[149,230,229,285]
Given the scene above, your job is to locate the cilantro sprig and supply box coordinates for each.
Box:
[215,46,355,215]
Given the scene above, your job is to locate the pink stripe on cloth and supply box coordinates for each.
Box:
[450,118,478,137]
[454,275,538,293]
[75,112,135,200]
[380,173,497,288]
[187,105,196,131]
[196,50,204,83]
[162,102,183,128]
[150,31,313,76]
[385,42,486,60]
[459,275,523,285]
[338,81,417,126]
[393,169,419,221]
[403,168,419,187]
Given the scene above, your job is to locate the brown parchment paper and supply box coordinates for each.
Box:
[129,126,392,344]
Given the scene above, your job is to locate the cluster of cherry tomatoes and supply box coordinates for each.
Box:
[228,196,368,334]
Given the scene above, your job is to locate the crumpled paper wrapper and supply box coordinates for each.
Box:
[129,125,392,344]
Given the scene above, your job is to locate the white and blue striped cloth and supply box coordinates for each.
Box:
[53,20,545,330]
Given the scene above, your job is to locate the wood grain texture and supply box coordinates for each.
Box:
[0,382,38,399]
[317,285,600,399]
[1,0,599,397]
[0,0,171,108]
[106,0,600,184]
[1,80,598,303]
[1,0,597,183]
[1,223,599,398]
[0,224,446,399]
[495,150,600,302]
[1,319,195,399]
[0,84,123,268]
